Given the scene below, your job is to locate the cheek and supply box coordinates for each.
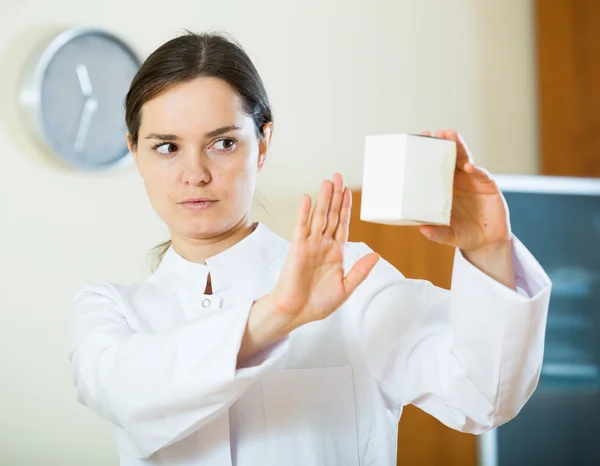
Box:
[218,164,256,203]
[142,166,175,205]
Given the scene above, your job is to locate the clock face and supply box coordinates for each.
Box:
[35,30,140,170]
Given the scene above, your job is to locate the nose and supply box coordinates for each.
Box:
[181,152,211,186]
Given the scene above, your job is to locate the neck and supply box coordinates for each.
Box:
[170,216,257,264]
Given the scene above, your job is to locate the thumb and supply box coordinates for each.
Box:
[420,225,456,246]
[343,253,380,296]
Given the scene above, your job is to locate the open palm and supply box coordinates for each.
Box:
[271,174,380,327]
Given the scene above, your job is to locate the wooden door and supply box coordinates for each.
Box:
[536,0,600,177]
[348,190,476,466]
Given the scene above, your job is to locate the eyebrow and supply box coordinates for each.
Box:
[144,133,180,141]
[144,126,241,141]
[204,125,241,138]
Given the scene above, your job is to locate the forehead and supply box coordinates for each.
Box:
[139,77,250,134]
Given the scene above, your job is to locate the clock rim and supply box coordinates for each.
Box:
[19,27,141,172]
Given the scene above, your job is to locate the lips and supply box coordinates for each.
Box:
[181,197,216,204]
[179,198,217,211]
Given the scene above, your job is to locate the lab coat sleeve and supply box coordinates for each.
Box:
[68,282,289,459]
[348,236,551,433]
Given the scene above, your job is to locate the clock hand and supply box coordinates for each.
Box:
[74,98,98,155]
[76,64,93,97]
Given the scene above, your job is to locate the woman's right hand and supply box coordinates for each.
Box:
[270,173,380,329]
[238,174,379,366]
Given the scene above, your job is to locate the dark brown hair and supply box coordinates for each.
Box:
[124,31,273,268]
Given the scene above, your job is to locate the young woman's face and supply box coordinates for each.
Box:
[129,77,271,241]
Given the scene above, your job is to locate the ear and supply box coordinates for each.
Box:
[126,133,139,165]
[257,122,273,171]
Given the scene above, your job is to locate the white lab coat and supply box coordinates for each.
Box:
[68,222,551,466]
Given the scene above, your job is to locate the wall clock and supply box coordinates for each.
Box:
[20,28,141,170]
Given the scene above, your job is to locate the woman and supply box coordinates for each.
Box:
[69,32,551,466]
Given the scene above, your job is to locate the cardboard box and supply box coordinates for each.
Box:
[360,134,457,226]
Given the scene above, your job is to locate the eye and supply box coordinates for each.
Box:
[211,138,237,151]
[154,143,179,155]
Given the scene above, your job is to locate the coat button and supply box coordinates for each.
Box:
[202,298,211,308]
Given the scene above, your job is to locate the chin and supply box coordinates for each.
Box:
[180,220,234,240]
[166,208,248,240]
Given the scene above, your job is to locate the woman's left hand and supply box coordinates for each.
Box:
[418,129,511,254]
[419,130,516,290]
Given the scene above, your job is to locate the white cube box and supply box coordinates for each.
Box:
[360,134,457,226]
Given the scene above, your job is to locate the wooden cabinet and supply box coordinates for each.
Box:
[348,190,476,466]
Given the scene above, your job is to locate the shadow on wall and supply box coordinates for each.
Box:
[472,1,538,175]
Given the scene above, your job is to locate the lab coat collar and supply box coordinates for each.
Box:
[152,222,288,294]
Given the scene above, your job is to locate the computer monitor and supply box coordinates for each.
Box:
[478,174,600,466]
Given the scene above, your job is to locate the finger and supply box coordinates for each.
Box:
[324,173,344,238]
[421,130,432,137]
[465,162,493,180]
[309,180,333,236]
[334,187,352,242]
[434,129,445,139]
[464,163,499,194]
[419,225,456,246]
[292,194,311,241]
[343,252,380,296]
[443,130,473,171]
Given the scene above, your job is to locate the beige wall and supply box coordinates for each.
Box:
[0,0,537,464]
